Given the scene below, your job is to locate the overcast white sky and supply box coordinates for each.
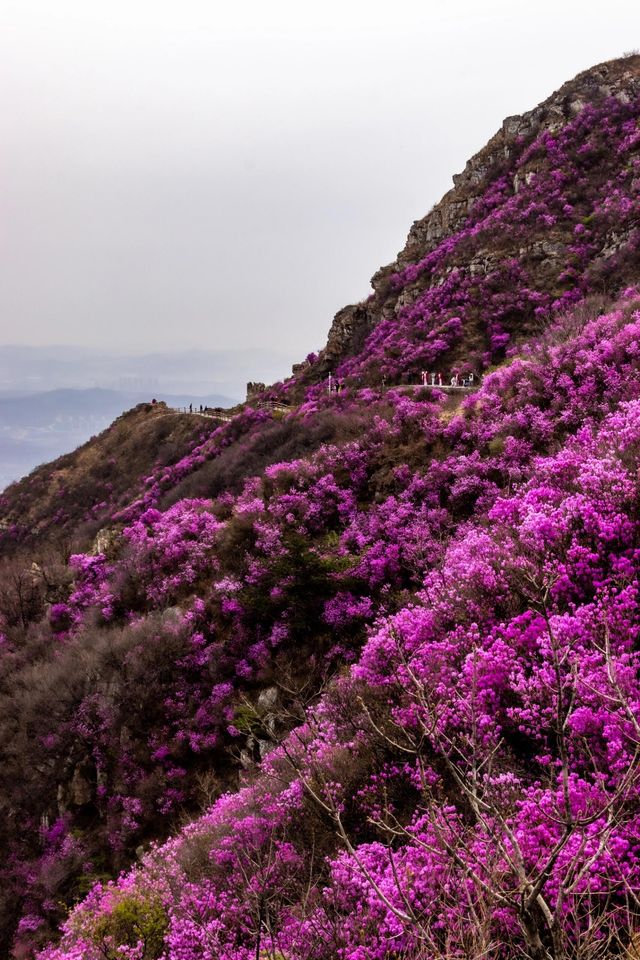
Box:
[0,0,638,363]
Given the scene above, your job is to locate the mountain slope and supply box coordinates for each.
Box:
[0,56,639,960]
[0,390,237,493]
[0,403,216,552]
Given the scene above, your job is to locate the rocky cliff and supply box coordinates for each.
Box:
[315,54,640,374]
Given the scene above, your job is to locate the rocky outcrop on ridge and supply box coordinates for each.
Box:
[317,54,640,374]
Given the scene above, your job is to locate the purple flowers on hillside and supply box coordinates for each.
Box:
[41,381,640,959]
[13,289,640,959]
[1,68,640,958]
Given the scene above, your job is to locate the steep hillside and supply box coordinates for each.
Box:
[0,56,639,960]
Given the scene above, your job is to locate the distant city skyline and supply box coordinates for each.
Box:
[1,0,638,357]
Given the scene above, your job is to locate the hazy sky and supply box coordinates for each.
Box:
[0,0,638,360]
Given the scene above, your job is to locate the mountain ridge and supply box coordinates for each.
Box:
[0,388,238,492]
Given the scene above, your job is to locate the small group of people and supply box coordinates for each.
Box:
[324,371,477,394]
[420,371,475,388]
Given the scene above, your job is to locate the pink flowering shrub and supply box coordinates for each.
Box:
[121,501,224,606]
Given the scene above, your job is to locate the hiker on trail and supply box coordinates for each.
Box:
[430,372,436,385]
[200,404,203,412]
[468,373,475,386]
[450,374,458,387]
[189,403,193,413]
[438,373,443,386]
[421,370,427,386]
